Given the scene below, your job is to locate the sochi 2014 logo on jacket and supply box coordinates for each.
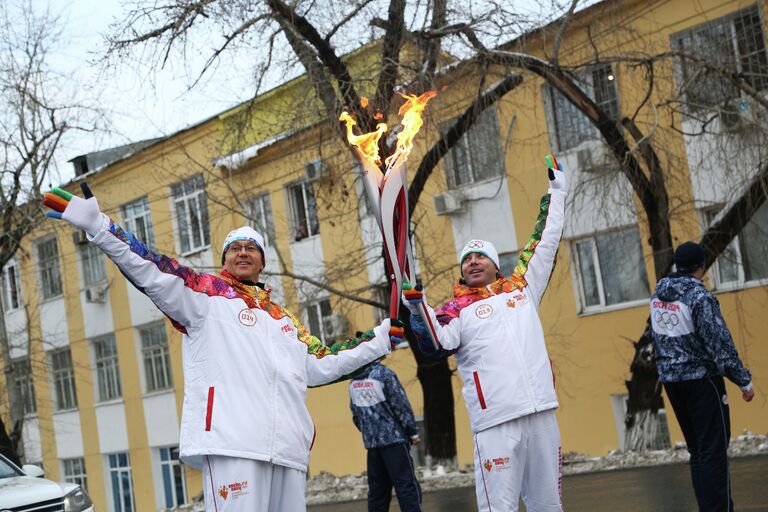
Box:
[219,480,249,501]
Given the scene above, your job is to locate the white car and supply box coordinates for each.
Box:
[0,453,94,511]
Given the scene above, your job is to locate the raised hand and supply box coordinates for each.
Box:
[545,154,566,191]
[389,318,405,349]
[43,182,105,236]
[401,281,424,316]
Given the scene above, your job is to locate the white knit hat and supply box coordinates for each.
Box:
[222,227,265,264]
[459,239,499,269]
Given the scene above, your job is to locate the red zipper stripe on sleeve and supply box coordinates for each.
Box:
[473,371,487,409]
[206,387,215,431]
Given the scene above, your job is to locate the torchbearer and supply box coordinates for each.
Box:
[43,183,395,512]
[404,156,568,512]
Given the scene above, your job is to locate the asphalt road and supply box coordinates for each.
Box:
[308,455,768,511]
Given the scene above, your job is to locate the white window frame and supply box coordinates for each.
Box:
[94,335,122,402]
[1,260,22,311]
[62,457,87,491]
[80,242,107,286]
[37,236,62,300]
[12,358,36,415]
[287,181,320,242]
[443,107,505,190]
[140,323,172,393]
[108,452,135,512]
[159,446,187,508]
[122,196,155,249]
[304,297,332,345]
[248,192,275,246]
[672,4,768,109]
[171,174,210,255]
[570,226,651,313]
[51,348,77,411]
[546,63,619,153]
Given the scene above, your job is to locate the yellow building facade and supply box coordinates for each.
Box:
[1,0,767,510]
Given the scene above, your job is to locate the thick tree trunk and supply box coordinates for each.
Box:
[0,299,24,464]
[415,357,457,465]
[624,323,665,452]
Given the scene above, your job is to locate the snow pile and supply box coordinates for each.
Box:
[164,431,767,510]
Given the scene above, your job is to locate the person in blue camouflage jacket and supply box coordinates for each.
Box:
[650,241,754,512]
[349,360,421,512]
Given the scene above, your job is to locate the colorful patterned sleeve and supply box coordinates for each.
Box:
[512,189,566,307]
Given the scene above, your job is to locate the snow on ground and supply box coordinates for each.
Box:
[165,431,768,510]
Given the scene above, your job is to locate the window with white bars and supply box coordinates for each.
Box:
[140,324,172,392]
[108,452,135,512]
[94,335,122,401]
[62,457,87,491]
[547,64,619,152]
[51,348,77,410]
[443,108,505,189]
[288,181,319,242]
[80,242,106,286]
[304,298,332,345]
[160,446,187,508]
[37,237,62,299]
[1,261,21,311]
[704,203,768,288]
[249,193,275,246]
[122,196,155,249]
[12,359,36,415]
[171,175,210,254]
[673,5,768,108]
[572,226,650,311]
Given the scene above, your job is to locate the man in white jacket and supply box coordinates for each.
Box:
[405,165,567,512]
[43,183,393,512]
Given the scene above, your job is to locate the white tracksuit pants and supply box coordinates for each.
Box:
[202,455,307,512]
[473,409,563,512]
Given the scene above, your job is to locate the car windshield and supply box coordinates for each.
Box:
[0,456,21,479]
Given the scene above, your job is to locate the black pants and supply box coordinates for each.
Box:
[367,442,422,512]
[664,376,733,512]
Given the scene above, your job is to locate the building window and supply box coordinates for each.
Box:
[62,457,87,491]
[108,452,135,512]
[122,197,155,249]
[12,359,36,415]
[249,193,275,246]
[94,335,122,401]
[37,237,62,299]
[673,5,768,108]
[409,417,427,467]
[1,261,22,311]
[51,349,77,411]
[288,181,320,242]
[443,108,505,189]
[498,252,518,278]
[80,243,106,286]
[160,446,187,508]
[547,64,619,152]
[171,174,210,254]
[140,324,172,392]
[304,298,332,345]
[705,203,768,287]
[572,226,650,310]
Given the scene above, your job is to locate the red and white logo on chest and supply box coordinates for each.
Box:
[238,308,257,327]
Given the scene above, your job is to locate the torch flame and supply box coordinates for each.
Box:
[384,91,438,170]
[339,111,387,168]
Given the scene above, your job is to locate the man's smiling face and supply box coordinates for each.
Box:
[223,242,264,282]
[461,252,497,288]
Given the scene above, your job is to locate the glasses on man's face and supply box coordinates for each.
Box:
[226,244,260,255]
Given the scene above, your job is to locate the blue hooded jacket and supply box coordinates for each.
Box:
[650,273,751,388]
[349,362,419,449]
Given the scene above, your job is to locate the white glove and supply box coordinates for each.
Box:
[548,167,567,192]
[44,183,106,236]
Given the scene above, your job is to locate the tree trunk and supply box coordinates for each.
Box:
[0,297,24,464]
[623,323,664,452]
[415,357,457,465]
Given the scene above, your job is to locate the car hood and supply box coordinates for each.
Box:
[0,475,77,507]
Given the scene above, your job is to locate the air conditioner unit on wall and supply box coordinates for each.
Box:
[305,159,328,182]
[433,192,464,216]
[718,98,758,133]
[575,143,617,174]
[85,284,108,303]
[322,314,348,341]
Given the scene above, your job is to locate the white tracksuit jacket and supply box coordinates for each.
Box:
[90,218,390,472]
[413,188,566,433]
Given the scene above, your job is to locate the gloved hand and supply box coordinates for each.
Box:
[43,183,105,236]
[545,154,567,191]
[388,318,405,349]
[401,281,424,316]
